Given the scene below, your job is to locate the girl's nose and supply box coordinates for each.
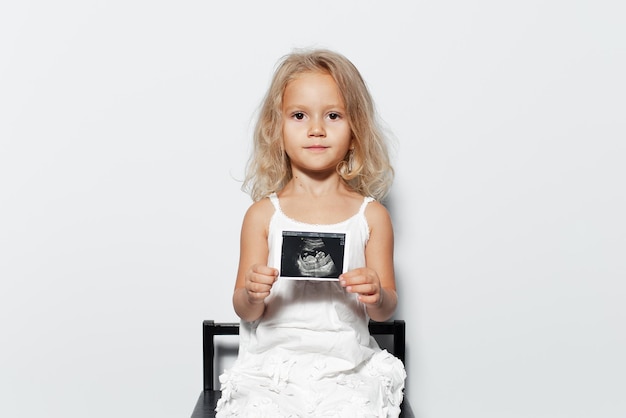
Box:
[308,118,326,137]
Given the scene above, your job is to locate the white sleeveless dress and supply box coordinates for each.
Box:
[216,193,406,417]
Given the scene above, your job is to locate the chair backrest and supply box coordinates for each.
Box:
[202,319,406,391]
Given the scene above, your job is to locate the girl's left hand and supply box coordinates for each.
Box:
[339,267,383,307]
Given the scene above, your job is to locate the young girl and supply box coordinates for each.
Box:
[216,49,406,417]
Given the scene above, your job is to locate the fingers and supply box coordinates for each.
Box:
[250,264,279,284]
[245,264,278,303]
[339,268,382,306]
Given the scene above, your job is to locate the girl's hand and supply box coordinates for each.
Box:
[339,267,383,307]
[245,264,278,304]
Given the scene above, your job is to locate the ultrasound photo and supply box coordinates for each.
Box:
[280,231,347,280]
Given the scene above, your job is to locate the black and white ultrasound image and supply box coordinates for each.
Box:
[280,231,346,279]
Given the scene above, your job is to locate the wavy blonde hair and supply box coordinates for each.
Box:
[242,49,394,201]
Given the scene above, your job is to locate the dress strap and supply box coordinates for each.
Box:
[358,196,375,215]
[268,192,280,210]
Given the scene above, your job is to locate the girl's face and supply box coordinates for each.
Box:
[281,71,352,176]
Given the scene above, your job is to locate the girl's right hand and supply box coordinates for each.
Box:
[244,264,278,304]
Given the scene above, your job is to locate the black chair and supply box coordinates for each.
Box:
[191,320,413,417]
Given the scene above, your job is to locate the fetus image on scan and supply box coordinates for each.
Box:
[280,231,346,279]
[296,237,337,277]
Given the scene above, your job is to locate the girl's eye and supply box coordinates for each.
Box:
[328,112,341,120]
[293,112,305,120]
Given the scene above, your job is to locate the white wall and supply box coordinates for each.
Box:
[1,1,624,417]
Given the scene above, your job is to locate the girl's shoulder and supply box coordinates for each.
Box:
[364,199,393,230]
[242,196,275,229]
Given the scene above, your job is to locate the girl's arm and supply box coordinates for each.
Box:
[232,199,278,322]
[340,201,398,322]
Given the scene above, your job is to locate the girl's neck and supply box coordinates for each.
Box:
[282,174,350,198]
[276,177,363,225]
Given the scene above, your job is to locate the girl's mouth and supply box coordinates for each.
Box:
[305,145,328,151]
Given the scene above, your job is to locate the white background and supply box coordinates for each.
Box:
[1,1,625,417]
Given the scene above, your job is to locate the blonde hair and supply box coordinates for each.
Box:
[243,49,394,201]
